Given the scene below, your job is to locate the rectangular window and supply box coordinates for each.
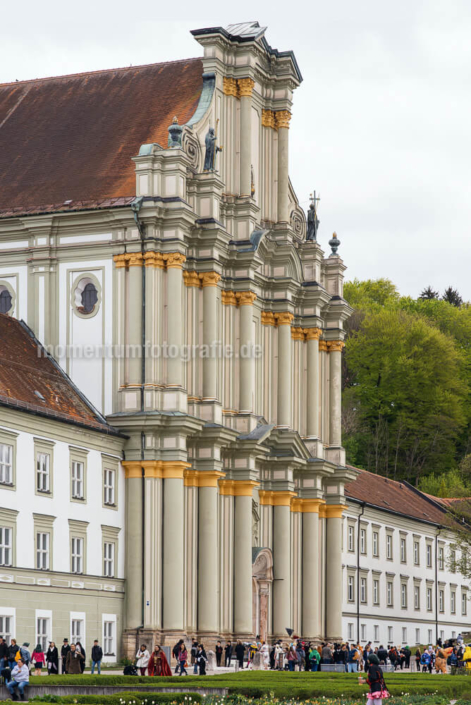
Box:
[374,625,379,641]
[0,444,13,485]
[402,627,407,643]
[451,591,456,614]
[71,537,83,574]
[388,626,393,643]
[36,617,49,651]
[348,575,355,602]
[360,528,366,555]
[0,616,11,645]
[36,453,50,493]
[427,587,432,611]
[386,534,392,560]
[71,461,84,500]
[426,544,432,568]
[401,583,407,608]
[103,542,114,578]
[348,623,354,641]
[104,469,115,506]
[451,550,456,573]
[439,589,444,613]
[373,579,379,605]
[428,629,433,644]
[36,532,49,570]
[71,619,83,644]
[387,581,393,606]
[414,541,420,565]
[361,624,366,641]
[440,629,444,641]
[415,628,420,644]
[463,593,468,616]
[373,531,379,557]
[361,577,367,603]
[452,631,456,639]
[438,546,444,570]
[103,620,115,655]
[0,528,12,567]
[414,585,420,610]
[348,525,355,552]
[400,537,406,563]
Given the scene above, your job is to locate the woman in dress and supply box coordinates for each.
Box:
[31,644,46,676]
[260,641,269,669]
[135,644,150,675]
[366,658,389,705]
[148,645,172,677]
[46,642,59,675]
[197,644,208,676]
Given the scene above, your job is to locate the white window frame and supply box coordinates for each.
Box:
[401,583,407,608]
[388,626,393,643]
[103,469,115,506]
[451,591,456,614]
[426,543,432,568]
[36,532,49,570]
[71,537,84,574]
[360,528,366,555]
[427,587,433,611]
[428,629,433,644]
[415,628,420,644]
[414,541,420,565]
[386,534,392,560]
[0,614,12,645]
[348,525,355,552]
[360,577,367,604]
[361,623,366,641]
[387,581,393,606]
[373,531,379,557]
[414,585,420,610]
[463,592,468,616]
[348,575,355,602]
[0,528,12,567]
[71,461,84,500]
[103,542,115,578]
[439,589,444,613]
[373,579,379,605]
[438,546,444,570]
[400,537,406,563]
[103,620,114,656]
[36,617,50,651]
[36,452,50,493]
[374,625,379,641]
[348,623,354,641]
[71,616,84,645]
[402,627,407,643]
[0,444,13,485]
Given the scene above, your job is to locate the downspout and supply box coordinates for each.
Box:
[130,196,146,412]
[357,503,366,644]
[435,527,442,644]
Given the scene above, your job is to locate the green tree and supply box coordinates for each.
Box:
[419,286,439,300]
[345,308,467,483]
[442,286,463,307]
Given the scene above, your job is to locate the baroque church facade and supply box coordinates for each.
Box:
[0,22,468,659]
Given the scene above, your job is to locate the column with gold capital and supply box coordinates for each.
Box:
[238,292,257,413]
[127,253,143,386]
[301,499,325,638]
[328,341,345,446]
[238,78,255,197]
[305,328,322,438]
[272,491,296,637]
[324,504,345,639]
[275,110,291,223]
[201,272,221,400]
[275,312,294,427]
[163,253,186,388]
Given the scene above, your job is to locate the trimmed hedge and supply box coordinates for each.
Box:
[30,692,203,705]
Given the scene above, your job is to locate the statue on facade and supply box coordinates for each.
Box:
[203,124,222,171]
[306,191,320,241]
[167,116,183,148]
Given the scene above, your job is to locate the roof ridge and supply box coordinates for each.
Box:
[0,55,202,88]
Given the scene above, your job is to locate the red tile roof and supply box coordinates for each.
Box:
[0,58,203,216]
[345,466,445,525]
[0,314,119,434]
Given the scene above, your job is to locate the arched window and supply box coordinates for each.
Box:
[81,282,98,314]
[0,288,12,315]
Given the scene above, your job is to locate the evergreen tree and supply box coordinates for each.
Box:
[419,286,439,300]
[442,286,463,307]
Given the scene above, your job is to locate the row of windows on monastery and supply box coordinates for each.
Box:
[0,441,117,507]
[346,572,468,615]
[345,622,459,646]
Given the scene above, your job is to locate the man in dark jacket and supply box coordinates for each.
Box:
[224,641,233,667]
[61,639,70,674]
[0,637,8,670]
[91,640,103,675]
[377,645,388,665]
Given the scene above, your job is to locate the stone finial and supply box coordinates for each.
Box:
[329,232,341,256]
[168,116,183,148]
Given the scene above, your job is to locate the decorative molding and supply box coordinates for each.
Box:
[327,340,345,353]
[237,77,255,97]
[113,254,128,269]
[219,479,260,496]
[274,311,294,326]
[163,252,186,269]
[318,340,328,352]
[291,327,305,341]
[274,110,291,130]
[144,252,165,269]
[200,272,221,288]
[122,460,191,479]
[236,291,257,306]
[127,252,143,268]
[321,504,346,519]
[261,109,276,129]
[261,311,276,326]
[221,291,238,306]
[184,470,225,488]
[183,271,201,288]
[304,327,322,341]
[223,77,238,97]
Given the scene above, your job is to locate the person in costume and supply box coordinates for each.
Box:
[148,645,172,677]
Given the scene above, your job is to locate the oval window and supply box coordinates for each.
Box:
[0,287,12,315]
[81,282,98,314]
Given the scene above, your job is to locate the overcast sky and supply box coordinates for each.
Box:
[2,0,470,299]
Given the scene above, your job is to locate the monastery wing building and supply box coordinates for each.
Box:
[0,22,469,658]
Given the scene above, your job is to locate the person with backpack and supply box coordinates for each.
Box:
[366,658,389,705]
[19,644,30,669]
[377,645,388,666]
[309,645,321,672]
[420,650,432,673]
[8,640,19,670]
[347,644,359,673]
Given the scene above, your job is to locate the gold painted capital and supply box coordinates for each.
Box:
[127,252,144,267]
[237,77,255,97]
[161,461,191,479]
[113,254,128,269]
[291,327,305,341]
[299,498,326,513]
[261,311,276,326]
[144,251,165,269]
[261,109,276,129]
[318,340,328,352]
[183,271,201,287]
[122,461,143,479]
[219,479,259,496]
[290,497,303,513]
[223,77,238,97]
[163,252,186,269]
[236,291,257,306]
[322,503,346,519]
[274,110,291,130]
[327,340,345,353]
[221,290,238,306]
[200,272,221,288]
[184,469,225,488]
[275,311,294,325]
[123,460,191,479]
[304,327,322,341]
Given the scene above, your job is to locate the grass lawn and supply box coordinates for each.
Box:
[27,669,471,700]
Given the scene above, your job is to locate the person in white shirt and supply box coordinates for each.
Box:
[7,658,29,701]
